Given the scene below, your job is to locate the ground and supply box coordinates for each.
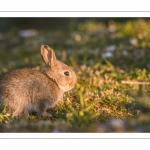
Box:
[0,18,150,132]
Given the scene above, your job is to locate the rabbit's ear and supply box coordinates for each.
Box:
[41,45,57,67]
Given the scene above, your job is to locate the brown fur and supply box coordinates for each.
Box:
[0,45,77,117]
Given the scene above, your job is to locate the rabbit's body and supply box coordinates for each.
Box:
[0,45,77,117]
[0,68,63,116]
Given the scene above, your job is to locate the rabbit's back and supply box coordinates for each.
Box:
[0,68,63,116]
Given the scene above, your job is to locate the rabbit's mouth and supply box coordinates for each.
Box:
[69,81,73,87]
[69,80,76,89]
[58,81,76,92]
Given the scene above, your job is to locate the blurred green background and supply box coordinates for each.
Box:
[0,18,137,32]
[0,18,150,132]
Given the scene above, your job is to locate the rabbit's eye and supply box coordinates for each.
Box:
[64,71,69,76]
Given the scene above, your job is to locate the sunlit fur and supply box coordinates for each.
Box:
[0,45,77,117]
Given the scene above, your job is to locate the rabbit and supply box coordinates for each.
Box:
[0,45,77,117]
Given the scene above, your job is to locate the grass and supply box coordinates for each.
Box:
[0,18,150,132]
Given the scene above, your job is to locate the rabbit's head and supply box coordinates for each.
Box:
[41,45,77,92]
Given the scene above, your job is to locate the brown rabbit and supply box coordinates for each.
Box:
[0,45,77,117]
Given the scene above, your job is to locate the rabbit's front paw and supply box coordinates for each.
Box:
[41,111,52,119]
